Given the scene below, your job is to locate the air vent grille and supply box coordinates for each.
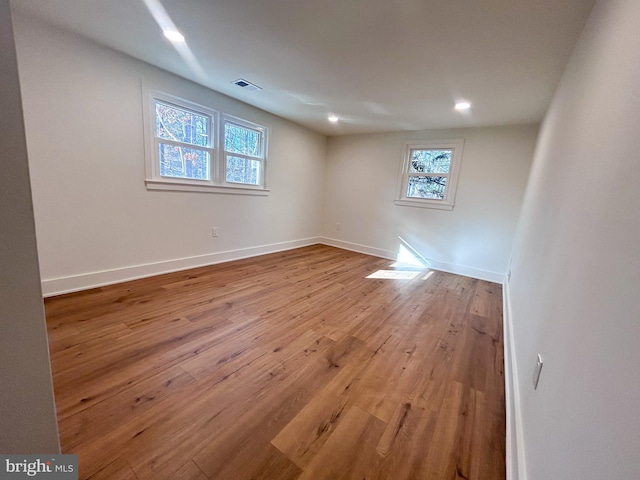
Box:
[232,79,262,91]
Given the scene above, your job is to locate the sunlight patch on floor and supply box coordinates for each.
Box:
[366,268,434,280]
[365,237,435,280]
[366,270,422,280]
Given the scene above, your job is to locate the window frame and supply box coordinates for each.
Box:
[395,139,464,210]
[221,114,268,190]
[142,88,269,195]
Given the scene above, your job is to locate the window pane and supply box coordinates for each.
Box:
[226,156,261,185]
[159,143,209,180]
[407,176,447,200]
[224,122,261,156]
[409,149,451,174]
[155,101,209,147]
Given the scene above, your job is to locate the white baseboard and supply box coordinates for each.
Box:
[320,237,398,261]
[503,279,527,480]
[41,237,321,297]
[320,237,506,284]
[43,235,506,295]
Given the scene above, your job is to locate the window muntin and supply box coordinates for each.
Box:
[396,140,463,210]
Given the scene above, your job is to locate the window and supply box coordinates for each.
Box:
[143,89,268,195]
[154,100,213,181]
[395,139,464,210]
[223,116,266,186]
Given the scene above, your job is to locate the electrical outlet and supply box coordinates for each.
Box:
[336,223,341,231]
[212,227,219,237]
[532,354,543,389]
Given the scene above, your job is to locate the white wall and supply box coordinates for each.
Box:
[0,0,60,453]
[322,125,537,281]
[508,0,640,479]
[13,13,327,296]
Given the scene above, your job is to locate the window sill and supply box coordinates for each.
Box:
[394,199,454,211]
[145,179,269,196]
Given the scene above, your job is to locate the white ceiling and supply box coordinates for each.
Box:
[11,0,595,136]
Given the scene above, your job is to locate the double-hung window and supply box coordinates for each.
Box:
[223,115,266,187]
[143,89,268,194]
[395,139,464,210]
[154,98,214,182]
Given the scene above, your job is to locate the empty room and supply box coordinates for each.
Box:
[1,0,639,479]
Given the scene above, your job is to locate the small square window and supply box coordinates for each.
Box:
[395,140,464,210]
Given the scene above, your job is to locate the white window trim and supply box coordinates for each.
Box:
[221,114,269,190]
[142,88,269,195]
[394,139,464,210]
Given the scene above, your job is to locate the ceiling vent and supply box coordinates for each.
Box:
[232,79,262,91]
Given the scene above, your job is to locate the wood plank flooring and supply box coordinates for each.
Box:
[44,245,505,480]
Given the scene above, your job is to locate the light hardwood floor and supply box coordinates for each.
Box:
[44,245,505,479]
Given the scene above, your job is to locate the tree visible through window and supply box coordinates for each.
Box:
[406,149,452,200]
[144,89,269,194]
[155,101,211,180]
[396,139,464,210]
[223,117,266,186]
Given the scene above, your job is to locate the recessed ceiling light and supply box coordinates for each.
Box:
[328,116,339,123]
[455,102,471,111]
[163,29,185,43]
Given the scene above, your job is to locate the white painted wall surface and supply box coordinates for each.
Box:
[0,0,60,453]
[13,14,327,296]
[508,0,640,478]
[322,126,537,281]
